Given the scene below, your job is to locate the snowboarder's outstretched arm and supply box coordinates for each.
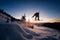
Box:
[32,15,34,18]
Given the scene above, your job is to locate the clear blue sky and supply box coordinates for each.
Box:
[0,0,60,20]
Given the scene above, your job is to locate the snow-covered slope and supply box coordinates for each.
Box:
[0,22,60,40]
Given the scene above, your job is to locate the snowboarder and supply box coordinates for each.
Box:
[21,14,26,22]
[32,12,40,21]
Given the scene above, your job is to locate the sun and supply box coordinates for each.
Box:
[26,18,32,22]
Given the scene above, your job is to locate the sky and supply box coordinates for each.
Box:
[0,0,60,21]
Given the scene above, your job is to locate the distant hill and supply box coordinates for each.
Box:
[42,22,60,31]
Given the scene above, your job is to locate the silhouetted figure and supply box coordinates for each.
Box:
[32,12,40,21]
[6,17,9,23]
[22,16,26,20]
[21,14,26,22]
[11,18,14,22]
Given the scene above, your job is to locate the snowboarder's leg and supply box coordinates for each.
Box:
[38,16,40,21]
[35,17,37,21]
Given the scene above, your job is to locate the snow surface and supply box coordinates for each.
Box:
[0,22,60,40]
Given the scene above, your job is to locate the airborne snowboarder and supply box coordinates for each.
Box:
[32,12,40,21]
